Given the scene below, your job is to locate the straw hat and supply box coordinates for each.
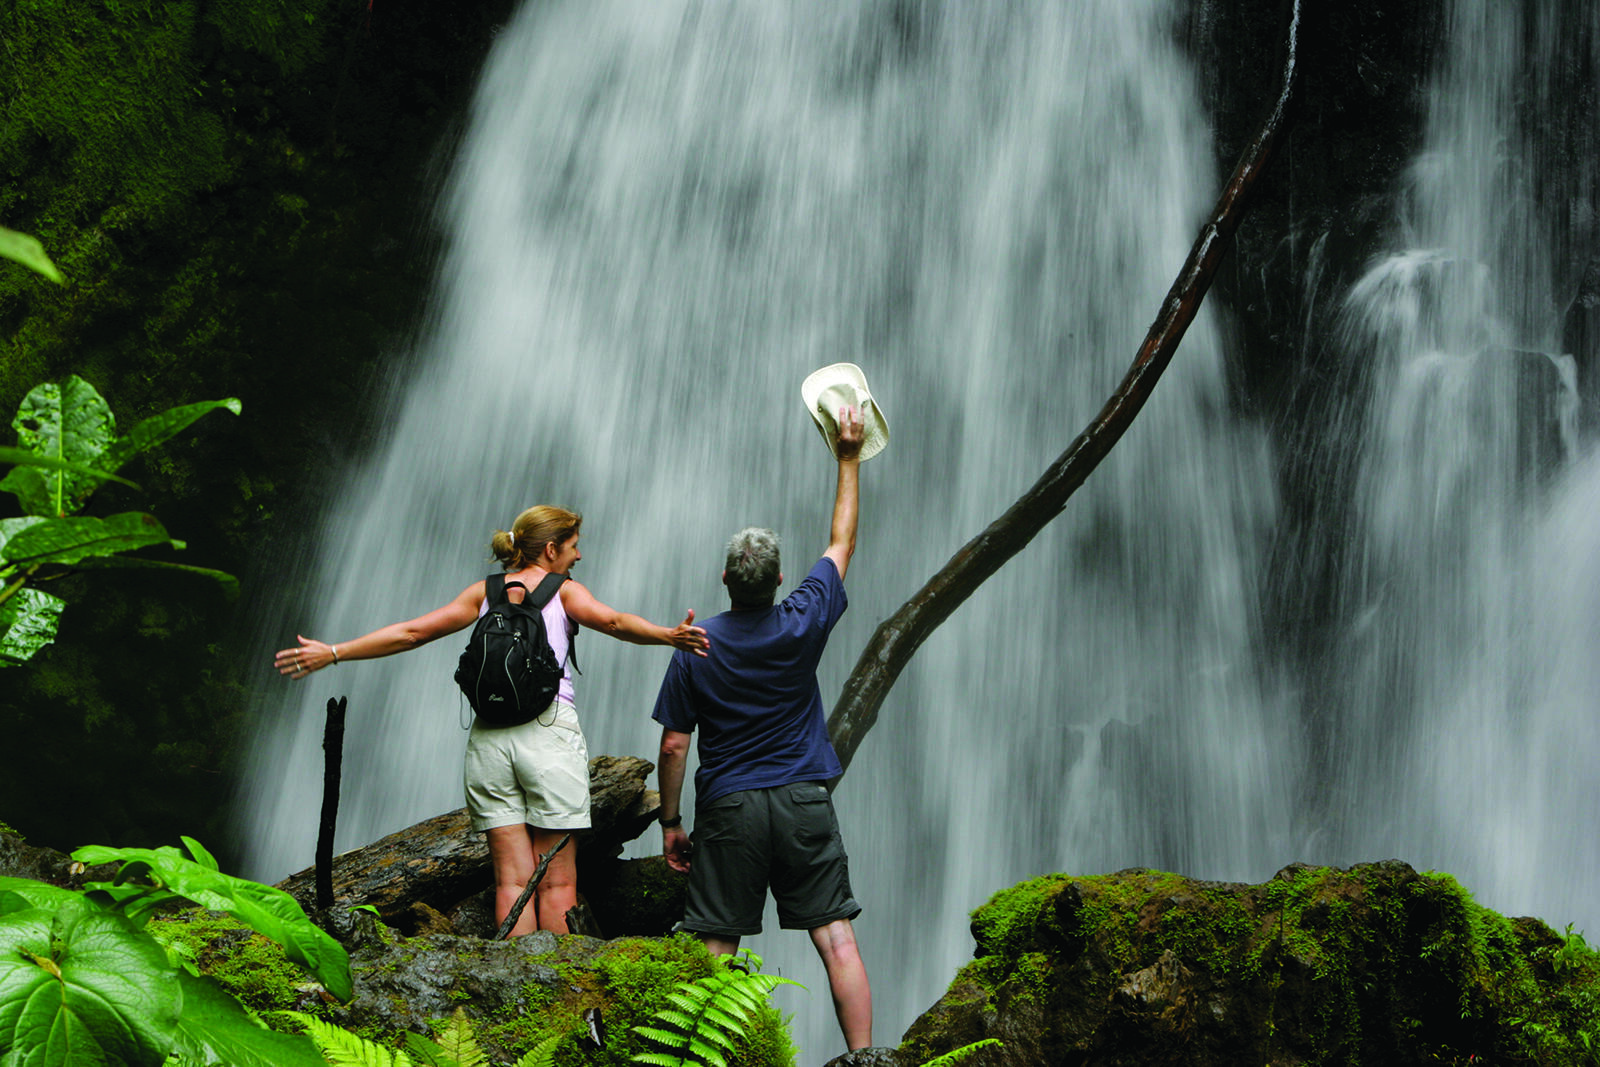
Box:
[801,362,889,461]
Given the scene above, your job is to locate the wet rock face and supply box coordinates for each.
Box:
[897,862,1600,1066]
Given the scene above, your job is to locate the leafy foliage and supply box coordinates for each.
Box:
[0,226,63,284]
[287,1008,562,1067]
[630,950,802,1067]
[919,1039,1004,1066]
[0,838,339,1067]
[0,375,239,666]
[74,835,351,1000]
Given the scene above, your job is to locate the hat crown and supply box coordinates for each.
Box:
[801,362,889,461]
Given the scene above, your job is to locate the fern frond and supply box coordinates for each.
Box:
[511,1033,563,1067]
[635,1025,693,1049]
[629,951,799,1066]
[426,1009,487,1067]
[685,1037,727,1067]
[632,1055,691,1067]
[920,1037,1004,1066]
[281,1011,415,1067]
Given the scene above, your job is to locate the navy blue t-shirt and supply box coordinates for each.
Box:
[652,557,847,804]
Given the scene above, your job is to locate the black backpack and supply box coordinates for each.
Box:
[455,571,570,727]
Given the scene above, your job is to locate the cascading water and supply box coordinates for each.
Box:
[239,0,1299,1057]
[1301,0,1600,931]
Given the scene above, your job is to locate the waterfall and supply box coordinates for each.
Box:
[1304,0,1600,930]
[239,0,1291,1056]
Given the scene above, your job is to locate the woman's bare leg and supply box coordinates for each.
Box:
[485,824,538,937]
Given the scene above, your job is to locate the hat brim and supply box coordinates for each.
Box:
[801,362,889,461]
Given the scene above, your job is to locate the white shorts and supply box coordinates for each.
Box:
[462,700,591,831]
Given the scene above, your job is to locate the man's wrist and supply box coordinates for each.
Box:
[659,813,682,829]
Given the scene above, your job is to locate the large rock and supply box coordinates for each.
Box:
[897,861,1600,1066]
[274,755,683,937]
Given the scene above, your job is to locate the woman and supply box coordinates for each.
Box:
[275,505,708,936]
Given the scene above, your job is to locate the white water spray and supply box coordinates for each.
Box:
[238,0,1329,1056]
[1310,0,1600,932]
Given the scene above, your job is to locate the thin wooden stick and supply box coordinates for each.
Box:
[827,0,1303,780]
[494,832,573,940]
[315,696,347,911]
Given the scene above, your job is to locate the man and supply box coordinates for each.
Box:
[651,404,871,1053]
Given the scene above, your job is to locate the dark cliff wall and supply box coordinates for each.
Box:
[0,0,516,855]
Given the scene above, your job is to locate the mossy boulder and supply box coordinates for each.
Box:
[153,908,796,1066]
[898,861,1600,1066]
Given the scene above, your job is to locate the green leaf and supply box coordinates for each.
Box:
[168,970,324,1067]
[280,1013,414,1067]
[1,514,175,569]
[0,449,137,490]
[97,398,241,478]
[0,587,65,667]
[0,378,116,518]
[0,880,81,914]
[0,228,64,284]
[73,555,239,599]
[72,843,352,1001]
[512,1033,562,1067]
[411,1009,485,1067]
[0,897,181,1067]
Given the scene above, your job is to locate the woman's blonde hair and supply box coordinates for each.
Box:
[491,505,582,571]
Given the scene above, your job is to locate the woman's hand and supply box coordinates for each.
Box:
[669,610,710,657]
[275,635,339,679]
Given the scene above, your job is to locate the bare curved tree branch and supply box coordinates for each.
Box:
[827,0,1303,781]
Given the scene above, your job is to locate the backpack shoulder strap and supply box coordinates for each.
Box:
[528,571,569,610]
[484,572,508,606]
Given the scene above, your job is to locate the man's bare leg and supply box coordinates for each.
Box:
[809,919,872,1051]
[700,934,741,956]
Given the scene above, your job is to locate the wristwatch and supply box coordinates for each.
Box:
[659,813,683,829]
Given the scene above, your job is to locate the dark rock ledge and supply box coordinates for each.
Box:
[8,794,1600,1065]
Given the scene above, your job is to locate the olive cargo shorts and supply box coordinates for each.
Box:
[682,781,862,937]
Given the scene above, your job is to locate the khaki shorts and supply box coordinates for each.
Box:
[463,700,591,831]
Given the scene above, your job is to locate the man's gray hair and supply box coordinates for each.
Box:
[724,527,781,605]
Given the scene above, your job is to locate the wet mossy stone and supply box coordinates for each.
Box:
[901,861,1600,1066]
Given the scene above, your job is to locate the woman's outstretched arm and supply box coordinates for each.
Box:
[275,580,487,679]
[559,581,709,657]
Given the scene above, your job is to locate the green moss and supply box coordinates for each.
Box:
[474,935,795,1067]
[0,0,516,860]
[924,864,1600,1066]
[147,907,329,1017]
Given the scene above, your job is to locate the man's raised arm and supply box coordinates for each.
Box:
[822,405,865,581]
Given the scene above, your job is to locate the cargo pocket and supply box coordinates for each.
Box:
[788,784,838,846]
[697,792,746,845]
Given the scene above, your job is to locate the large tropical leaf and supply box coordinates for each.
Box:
[74,555,239,598]
[168,969,325,1067]
[97,398,241,477]
[0,897,181,1067]
[73,840,352,1001]
[0,448,137,490]
[0,880,81,916]
[0,378,116,518]
[0,513,175,569]
[0,587,65,668]
[0,228,64,284]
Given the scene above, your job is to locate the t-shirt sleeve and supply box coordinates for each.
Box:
[781,557,848,634]
[651,652,698,732]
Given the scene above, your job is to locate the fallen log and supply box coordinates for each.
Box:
[275,754,660,923]
[827,0,1303,779]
